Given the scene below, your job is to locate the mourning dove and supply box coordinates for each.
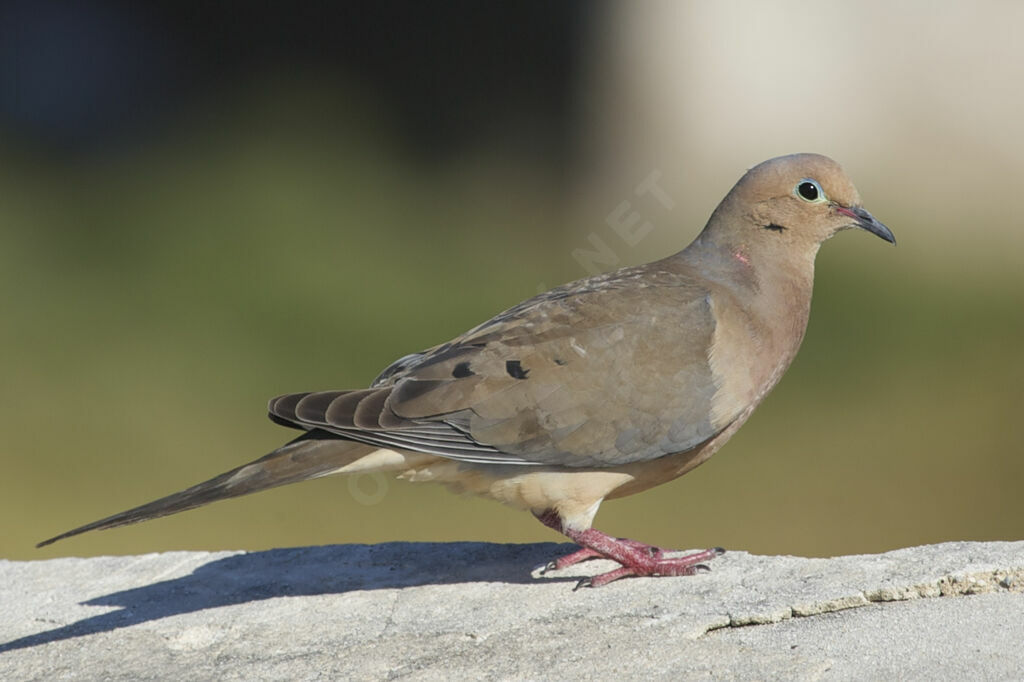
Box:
[39,153,894,588]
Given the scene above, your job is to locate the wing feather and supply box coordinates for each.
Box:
[269,265,732,467]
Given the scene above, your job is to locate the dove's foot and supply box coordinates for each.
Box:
[535,509,724,588]
[542,538,670,572]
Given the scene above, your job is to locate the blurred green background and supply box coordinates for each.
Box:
[4,2,1022,561]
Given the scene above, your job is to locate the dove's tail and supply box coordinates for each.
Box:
[37,432,376,548]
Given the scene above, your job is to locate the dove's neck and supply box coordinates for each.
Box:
[672,228,817,356]
[679,227,815,290]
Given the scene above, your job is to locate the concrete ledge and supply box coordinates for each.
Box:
[2,541,1022,679]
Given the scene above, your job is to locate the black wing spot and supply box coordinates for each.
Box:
[452,361,474,378]
[553,357,567,366]
[505,360,529,379]
[764,223,788,232]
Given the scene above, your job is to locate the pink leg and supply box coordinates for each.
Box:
[535,510,725,589]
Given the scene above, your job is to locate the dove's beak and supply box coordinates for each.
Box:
[834,205,896,245]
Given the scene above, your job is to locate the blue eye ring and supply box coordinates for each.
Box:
[795,179,826,203]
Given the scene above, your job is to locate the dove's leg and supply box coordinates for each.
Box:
[535,510,724,588]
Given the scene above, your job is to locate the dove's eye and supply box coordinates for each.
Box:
[796,179,825,203]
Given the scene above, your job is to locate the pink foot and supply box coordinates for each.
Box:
[572,544,724,588]
[535,510,724,589]
[542,538,668,572]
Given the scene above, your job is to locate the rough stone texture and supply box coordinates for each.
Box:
[2,541,1022,680]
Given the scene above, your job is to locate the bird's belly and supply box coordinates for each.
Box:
[377,405,752,530]
[395,457,632,529]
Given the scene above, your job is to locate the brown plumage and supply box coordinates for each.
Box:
[39,153,895,588]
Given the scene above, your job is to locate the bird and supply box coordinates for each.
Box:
[38,153,895,588]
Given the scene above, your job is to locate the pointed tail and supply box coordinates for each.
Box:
[37,433,372,547]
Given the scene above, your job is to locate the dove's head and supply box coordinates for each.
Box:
[703,153,894,264]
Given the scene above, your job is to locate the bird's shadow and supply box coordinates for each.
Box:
[0,541,575,654]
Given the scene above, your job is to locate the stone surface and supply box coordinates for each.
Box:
[2,541,1022,680]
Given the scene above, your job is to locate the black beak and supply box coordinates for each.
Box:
[834,205,896,245]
